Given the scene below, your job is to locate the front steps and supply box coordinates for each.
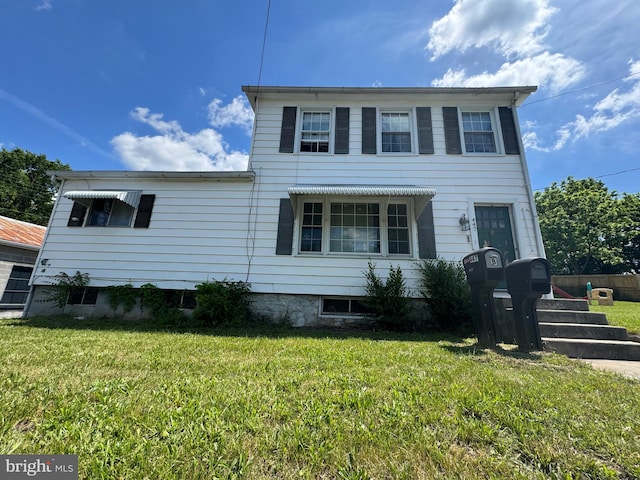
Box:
[496,298,640,360]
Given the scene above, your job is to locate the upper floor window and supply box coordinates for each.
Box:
[65,192,156,228]
[280,106,350,154]
[300,111,330,152]
[381,112,412,153]
[88,198,134,226]
[461,111,496,153]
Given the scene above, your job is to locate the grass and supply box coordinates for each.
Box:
[589,300,640,335]
[1,316,639,479]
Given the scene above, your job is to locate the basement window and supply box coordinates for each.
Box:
[322,298,373,316]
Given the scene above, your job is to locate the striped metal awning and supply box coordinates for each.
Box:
[63,190,142,208]
[287,184,436,217]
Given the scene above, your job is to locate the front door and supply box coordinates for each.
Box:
[474,206,517,264]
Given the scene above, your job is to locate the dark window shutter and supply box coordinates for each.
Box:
[499,106,520,155]
[276,198,295,255]
[417,202,436,259]
[279,106,297,153]
[361,107,377,154]
[443,107,462,154]
[67,201,87,227]
[134,194,156,228]
[416,107,434,154]
[334,107,350,154]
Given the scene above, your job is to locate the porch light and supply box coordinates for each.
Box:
[459,213,470,231]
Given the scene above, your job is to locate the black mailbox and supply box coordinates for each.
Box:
[505,257,551,351]
[463,247,504,285]
[463,247,504,348]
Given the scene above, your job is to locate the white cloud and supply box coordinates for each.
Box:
[554,60,640,146]
[432,52,584,90]
[427,0,584,93]
[208,95,254,133]
[523,60,640,151]
[111,102,250,171]
[35,0,52,11]
[427,0,557,59]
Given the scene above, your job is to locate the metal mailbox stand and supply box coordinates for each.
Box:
[463,247,504,348]
[505,258,551,352]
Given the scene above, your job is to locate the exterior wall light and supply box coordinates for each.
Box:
[459,213,470,231]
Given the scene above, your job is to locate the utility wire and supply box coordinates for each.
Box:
[521,70,640,108]
[256,0,272,89]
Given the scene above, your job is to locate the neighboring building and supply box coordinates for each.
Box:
[25,85,544,325]
[0,215,46,318]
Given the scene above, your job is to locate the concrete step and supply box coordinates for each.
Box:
[538,298,589,311]
[543,337,640,360]
[539,322,629,341]
[499,298,589,311]
[537,309,608,325]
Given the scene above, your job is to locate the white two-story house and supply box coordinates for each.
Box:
[25,85,543,325]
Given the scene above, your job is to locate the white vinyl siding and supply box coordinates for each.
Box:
[35,88,542,305]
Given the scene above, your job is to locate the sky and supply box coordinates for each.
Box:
[1,0,639,194]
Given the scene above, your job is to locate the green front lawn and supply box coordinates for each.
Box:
[1,316,639,479]
[589,300,640,335]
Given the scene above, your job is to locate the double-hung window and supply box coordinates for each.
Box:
[298,199,411,256]
[381,112,412,152]
[300,111,330,152]
[461,111,497,153]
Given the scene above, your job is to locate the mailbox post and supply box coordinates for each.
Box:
[463,247,504,348]
[505,258,551,351]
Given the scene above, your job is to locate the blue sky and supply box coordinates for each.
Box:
[1,0,639,194]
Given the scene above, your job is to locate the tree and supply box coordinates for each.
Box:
[618,193,640,273]
[0,148,71,225]
[534,177,624,274]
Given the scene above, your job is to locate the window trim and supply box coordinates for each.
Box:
[458,107,503,155]
[297,107,334,154]
[294,196,415,257]
[377,108,416,155]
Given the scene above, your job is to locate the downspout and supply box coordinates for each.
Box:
[23,173,65,317]
[511,97,547,259]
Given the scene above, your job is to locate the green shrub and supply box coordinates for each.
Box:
[105,284,138,314]
[47,271,89,308]
[139,283,188,326]
[362,261,411,331]
[417,258,472,331]
[193,279,252,327]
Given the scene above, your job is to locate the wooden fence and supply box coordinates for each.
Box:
[552,274,640,301]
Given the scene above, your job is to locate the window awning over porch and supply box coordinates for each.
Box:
[287,184,436,217]
[63,190,142,208]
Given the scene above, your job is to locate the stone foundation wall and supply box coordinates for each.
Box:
[25,287,431,329]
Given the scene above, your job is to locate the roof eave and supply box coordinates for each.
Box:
[242,85,538,110]
[49,170,256,182]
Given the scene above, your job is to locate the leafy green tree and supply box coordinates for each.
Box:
[534,177,624,274]
[0,147,71,225]
[618,193,640,272]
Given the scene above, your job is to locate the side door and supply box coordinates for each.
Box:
[474,205,517,264]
